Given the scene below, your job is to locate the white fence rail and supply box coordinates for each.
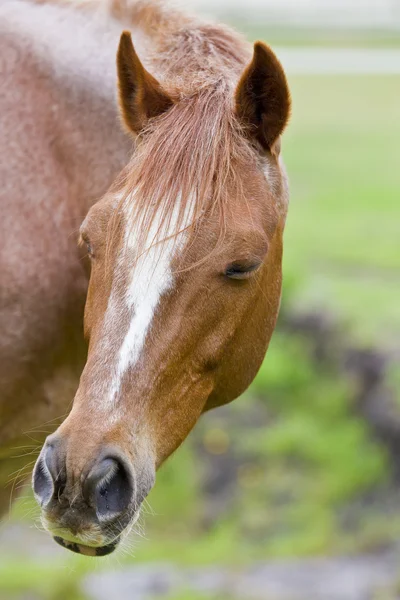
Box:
[185,0,400,30]
[275,47,400,74]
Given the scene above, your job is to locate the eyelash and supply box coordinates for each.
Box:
[224,262,261,280]
[80,234,93,258]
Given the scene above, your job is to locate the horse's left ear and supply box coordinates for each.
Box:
[117,31,173,134]
[235,42,291,152]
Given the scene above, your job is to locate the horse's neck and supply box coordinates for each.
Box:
[4,0,137,215]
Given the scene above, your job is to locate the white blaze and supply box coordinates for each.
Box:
[104,194,193,407]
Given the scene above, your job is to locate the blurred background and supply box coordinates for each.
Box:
[1,0,399,598]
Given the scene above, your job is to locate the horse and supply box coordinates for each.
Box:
[0,0,290,556]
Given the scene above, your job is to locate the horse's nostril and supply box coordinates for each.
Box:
[32,453,54,507]
[32,438,66,507]
[84,455,134,520]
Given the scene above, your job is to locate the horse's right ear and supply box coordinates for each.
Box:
[117,31,173,135]
[235,42,290,153]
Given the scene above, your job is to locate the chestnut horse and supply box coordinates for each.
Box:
[1,0,290,555]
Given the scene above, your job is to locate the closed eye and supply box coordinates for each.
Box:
[224,261,261,280]
[79,232,94,258]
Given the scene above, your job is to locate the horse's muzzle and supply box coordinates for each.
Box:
[32,435,146,555]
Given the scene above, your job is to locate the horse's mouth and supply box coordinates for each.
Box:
[53,535,118,556]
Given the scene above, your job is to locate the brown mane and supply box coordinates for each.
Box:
[115,83,258,266]
[110,2,257,263]
[30,0,263,262]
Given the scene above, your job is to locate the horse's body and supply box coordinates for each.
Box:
[1,0,290,554]
[0,0,133,510]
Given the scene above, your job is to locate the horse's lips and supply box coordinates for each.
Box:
[53,535,118,557]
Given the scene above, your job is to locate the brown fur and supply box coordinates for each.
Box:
[1,0,290,553]
[117,31,174,133]
[236,41,291,150]
[0,0,131,513]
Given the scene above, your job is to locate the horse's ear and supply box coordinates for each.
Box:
[235,42,290,152]
[117,31,173,134]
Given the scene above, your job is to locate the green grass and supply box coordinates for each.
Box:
[0,560,86,600]
[283,75,400,346]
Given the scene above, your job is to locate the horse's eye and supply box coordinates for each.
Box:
[80,233,93,258]
[224,261,261,280]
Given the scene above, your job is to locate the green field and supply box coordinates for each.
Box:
[240,25,400,48]
[284,74,400,346]
[1,70,399,599]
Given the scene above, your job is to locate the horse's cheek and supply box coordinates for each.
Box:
[206,224,284,410]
